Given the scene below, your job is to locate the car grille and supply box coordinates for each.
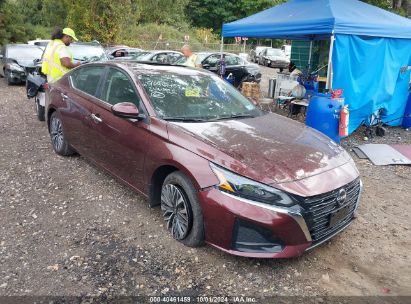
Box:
[299,178,361,244]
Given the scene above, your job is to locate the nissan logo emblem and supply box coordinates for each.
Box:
[336,188,347,205]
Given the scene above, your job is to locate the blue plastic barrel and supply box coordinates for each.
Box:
[402,93,411,129]
[306,96,344,143]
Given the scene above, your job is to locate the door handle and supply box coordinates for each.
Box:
[90,113,102,123]
[61,93,68,100]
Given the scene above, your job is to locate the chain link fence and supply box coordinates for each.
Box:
[137,41,252,54]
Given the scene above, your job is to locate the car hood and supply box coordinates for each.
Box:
[13,59,36,68]
[167,113,352,185]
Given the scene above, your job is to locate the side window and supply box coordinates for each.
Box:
[203,55,220,67]
[225,55,241,66]
[152,53,168,63]
[168,53,183,64]
[71,66,105,97]
[101,68,141,106]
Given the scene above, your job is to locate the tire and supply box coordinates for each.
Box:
[161,171,204,247]
[5,71,13,86]
[49,111,75,156]
[35,97,45,121]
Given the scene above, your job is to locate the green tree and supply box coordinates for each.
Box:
[0,0,33,44]
[186,0,286,33]
[65,0,134,43]
[136,0,189,26]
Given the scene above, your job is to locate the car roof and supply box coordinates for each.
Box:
[104,61,213,77]
[147,50,183,54]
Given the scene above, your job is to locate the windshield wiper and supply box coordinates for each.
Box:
[212,113,255,121]
[163,117,208,122]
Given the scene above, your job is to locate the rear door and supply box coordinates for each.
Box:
[225,55,247,87]
[89,67,149,190]
[60,65,106,156]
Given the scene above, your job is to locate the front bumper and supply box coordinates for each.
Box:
[9,71,26,83]
[269,61,289,69]
[198,179,362,258]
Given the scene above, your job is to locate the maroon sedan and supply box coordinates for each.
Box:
[45,61,362,258]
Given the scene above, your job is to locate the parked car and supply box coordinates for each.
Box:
[177,52,261,88]
[70,42,108,63]
[258,48,290,71]
[132,50,184,64]
[28,39,51,49]
[0,44,44,85]
[249,46,269,63]
[45,61,362,258]
[106,47,143,60]
[26,41,108,121]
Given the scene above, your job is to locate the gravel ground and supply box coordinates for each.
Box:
[0,72,410,301]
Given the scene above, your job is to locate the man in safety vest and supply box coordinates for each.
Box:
[41,27,80,83]
[181,45,201,68]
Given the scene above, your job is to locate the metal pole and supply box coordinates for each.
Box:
[326,34,335,90]
[220,36,224,59]
[308,40,313,70]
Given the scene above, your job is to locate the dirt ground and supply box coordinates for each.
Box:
[0,71,410,301]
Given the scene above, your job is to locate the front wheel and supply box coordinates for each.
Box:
[49,111,74,156]
[5,71,13,85]
[161,172,204,247]
[35,97,45,121]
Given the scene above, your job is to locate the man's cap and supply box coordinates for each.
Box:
[62,28,78,41]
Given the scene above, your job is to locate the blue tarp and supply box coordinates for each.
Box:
[333,35,411,132]
[222,0,411,134]
[222,0,411,39]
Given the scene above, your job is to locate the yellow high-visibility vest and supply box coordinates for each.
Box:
[184,54,198,68]
[42,39,72,82]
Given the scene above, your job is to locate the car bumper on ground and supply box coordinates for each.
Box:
[198,178,362,258]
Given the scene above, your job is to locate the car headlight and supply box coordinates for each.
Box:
[210,163,295,207]
[9,63,24,72]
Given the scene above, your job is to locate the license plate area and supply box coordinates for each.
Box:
[329,205,351,228]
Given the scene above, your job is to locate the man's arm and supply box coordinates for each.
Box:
[60,57,80,69]
[59,46,80,69]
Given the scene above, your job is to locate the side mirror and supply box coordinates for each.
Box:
[0,54,3,59]
[112,102,145,120]
[202,63,210,70]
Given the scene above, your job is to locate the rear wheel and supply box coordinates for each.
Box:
[35,97,45,121]
[161,171,204,247]
[49,111,74,156]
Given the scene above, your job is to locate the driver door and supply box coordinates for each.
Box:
[89,67,149,190]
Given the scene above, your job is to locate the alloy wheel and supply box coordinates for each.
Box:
[50,116,64,152]
[161,184,192,240]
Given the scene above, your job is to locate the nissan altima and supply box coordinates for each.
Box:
[45,61,362,258]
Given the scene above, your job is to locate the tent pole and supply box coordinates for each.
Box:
[326,34,335,90]
[308,40,313,70]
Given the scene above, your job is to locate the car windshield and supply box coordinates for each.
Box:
[69,45,108,61]
[133,52,153,60]
[138,73,262,121]
[8,46,43,59]
[266,49,284,56]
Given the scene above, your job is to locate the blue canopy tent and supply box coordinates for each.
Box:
[222,0,411,133]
